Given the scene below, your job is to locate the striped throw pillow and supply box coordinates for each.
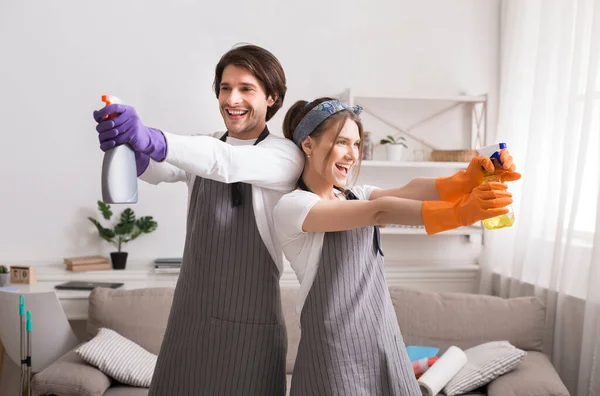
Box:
[443,341,526,396]
[76,327,157,388]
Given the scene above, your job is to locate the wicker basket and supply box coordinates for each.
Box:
[430,149,478,162]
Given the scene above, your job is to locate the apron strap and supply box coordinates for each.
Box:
[296,178,384,257]
[220,126,270,207]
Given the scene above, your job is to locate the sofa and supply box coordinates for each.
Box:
[31,286,570,396]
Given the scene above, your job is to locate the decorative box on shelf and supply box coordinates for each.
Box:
[10,265,37,285]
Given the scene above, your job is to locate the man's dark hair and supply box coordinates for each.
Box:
[213,44,286,122]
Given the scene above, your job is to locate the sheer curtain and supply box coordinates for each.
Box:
[479,0,600,394]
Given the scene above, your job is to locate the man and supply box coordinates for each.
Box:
[93,44,304,396]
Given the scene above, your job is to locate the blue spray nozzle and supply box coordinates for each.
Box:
[478,143,507,168]
[26,311,32,332]
[19,295,25,316]
[491,152,503,167]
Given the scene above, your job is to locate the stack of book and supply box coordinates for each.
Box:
[154,258,182,274]
[64,256,112,272]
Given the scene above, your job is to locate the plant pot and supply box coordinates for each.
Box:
[0,273,9,287]
[110,252,128,270]
[386,144,405,161]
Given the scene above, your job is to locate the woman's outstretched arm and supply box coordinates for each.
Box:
[301,183,512,234]
[369,178,440,201]
[302,197,423,233]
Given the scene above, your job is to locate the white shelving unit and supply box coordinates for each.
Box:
[339,88,488,153]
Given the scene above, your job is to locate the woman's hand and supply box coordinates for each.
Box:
[436,149,522,202]
[422,182,513,235]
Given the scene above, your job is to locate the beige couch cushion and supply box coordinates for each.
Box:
[87,287,174,355]
[486,351,570,396]
[389,287,546,353]
[31,348,112,396]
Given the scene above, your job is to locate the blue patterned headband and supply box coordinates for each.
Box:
[292,100,363,148]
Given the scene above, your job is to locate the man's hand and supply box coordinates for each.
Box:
[93,104,166,161]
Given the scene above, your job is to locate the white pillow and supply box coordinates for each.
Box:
[443,341,526,396]
[76,327,157,387]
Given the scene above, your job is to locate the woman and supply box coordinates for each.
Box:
[273,97,518,395]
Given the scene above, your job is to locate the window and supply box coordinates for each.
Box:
[572,0,599,235]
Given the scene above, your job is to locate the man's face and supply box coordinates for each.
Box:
[218,65,275,139]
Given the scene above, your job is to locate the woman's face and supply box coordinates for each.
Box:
[309,118,361,187]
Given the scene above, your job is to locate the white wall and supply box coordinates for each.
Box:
[0,0,500,265]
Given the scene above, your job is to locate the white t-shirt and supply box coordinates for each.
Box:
[273,185,380,313]
[140,131,304,274]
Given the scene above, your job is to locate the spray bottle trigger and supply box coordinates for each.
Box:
[496,142,507,167]
[101,95,122,120]
[492,152,504,168]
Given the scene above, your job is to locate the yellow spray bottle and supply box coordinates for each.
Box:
[477,143,515,230]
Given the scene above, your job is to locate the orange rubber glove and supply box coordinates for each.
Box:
[422,182,513,235]
[436,149,522,202]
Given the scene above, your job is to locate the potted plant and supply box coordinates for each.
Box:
[88,201,158,270]
[0,265,10,287]
[380,135,408,161]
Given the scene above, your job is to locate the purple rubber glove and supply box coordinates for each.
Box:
[135,152,151,177]
[93,104,167,162]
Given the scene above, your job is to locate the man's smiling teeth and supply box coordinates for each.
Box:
[227,109,248,115]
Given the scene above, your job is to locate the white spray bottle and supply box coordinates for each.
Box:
[100,95,138,204]
[477,142,515,230]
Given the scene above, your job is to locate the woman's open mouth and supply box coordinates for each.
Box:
[335,163,351,176]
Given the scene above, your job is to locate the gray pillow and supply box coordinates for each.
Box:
[31,348,111,396]
[443,341,526,396]
[76,327,157,388]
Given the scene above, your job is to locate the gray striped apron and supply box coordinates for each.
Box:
[290,188,420,396]
[149,128,287,396]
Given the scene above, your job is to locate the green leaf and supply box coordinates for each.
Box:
[120,208,136,224]
[114,209,136,235]
[88,217,116,244]
[136,216,158,233]
[114,222,134,235]
[97,201,113,220]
